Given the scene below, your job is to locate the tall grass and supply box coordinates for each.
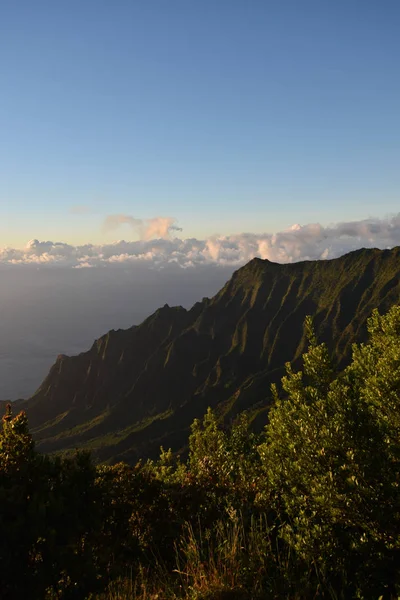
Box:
[94,511,306,599]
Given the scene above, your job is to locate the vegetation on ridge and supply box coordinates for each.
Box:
[1,305,400,598]
[12,247,400,464]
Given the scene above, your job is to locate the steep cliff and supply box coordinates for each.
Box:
[16,247,400,463]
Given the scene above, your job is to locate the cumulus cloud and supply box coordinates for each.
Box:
[102,214,182,240]
[143,217,182,240]
[1,214,400,269]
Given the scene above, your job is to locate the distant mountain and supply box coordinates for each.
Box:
[11,247,400,463]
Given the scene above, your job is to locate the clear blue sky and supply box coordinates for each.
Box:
[1,0,399,246]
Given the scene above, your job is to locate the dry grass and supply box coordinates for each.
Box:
[94,512,290,599]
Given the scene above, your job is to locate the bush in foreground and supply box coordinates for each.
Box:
[1,306,400,598]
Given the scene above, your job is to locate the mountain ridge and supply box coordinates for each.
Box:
[7,246,400,463]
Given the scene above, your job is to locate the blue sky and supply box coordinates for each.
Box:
[1,0,399,246]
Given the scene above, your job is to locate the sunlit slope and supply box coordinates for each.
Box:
[18,247,400,463]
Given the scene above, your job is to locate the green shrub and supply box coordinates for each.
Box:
[2,305,400,598]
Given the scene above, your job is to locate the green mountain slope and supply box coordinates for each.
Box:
[14,247,400,463]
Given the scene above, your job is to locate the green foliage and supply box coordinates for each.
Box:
[2,304,400,598]
[260,305,400,597]
[0,406,102,599]
[189,410,260,489]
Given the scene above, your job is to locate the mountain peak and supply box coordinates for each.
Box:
[19,247,400,464]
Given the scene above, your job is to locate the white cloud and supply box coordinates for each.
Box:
[1,214,400,269]
[102,214,182,240]
[143,216,182,240]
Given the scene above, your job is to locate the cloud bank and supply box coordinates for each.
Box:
[1,214,400,269]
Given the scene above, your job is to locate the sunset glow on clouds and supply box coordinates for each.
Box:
[1,214,399,269]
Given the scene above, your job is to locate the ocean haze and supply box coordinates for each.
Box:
[0,265,233,400]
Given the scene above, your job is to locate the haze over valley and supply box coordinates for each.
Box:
[0,264,233,399]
